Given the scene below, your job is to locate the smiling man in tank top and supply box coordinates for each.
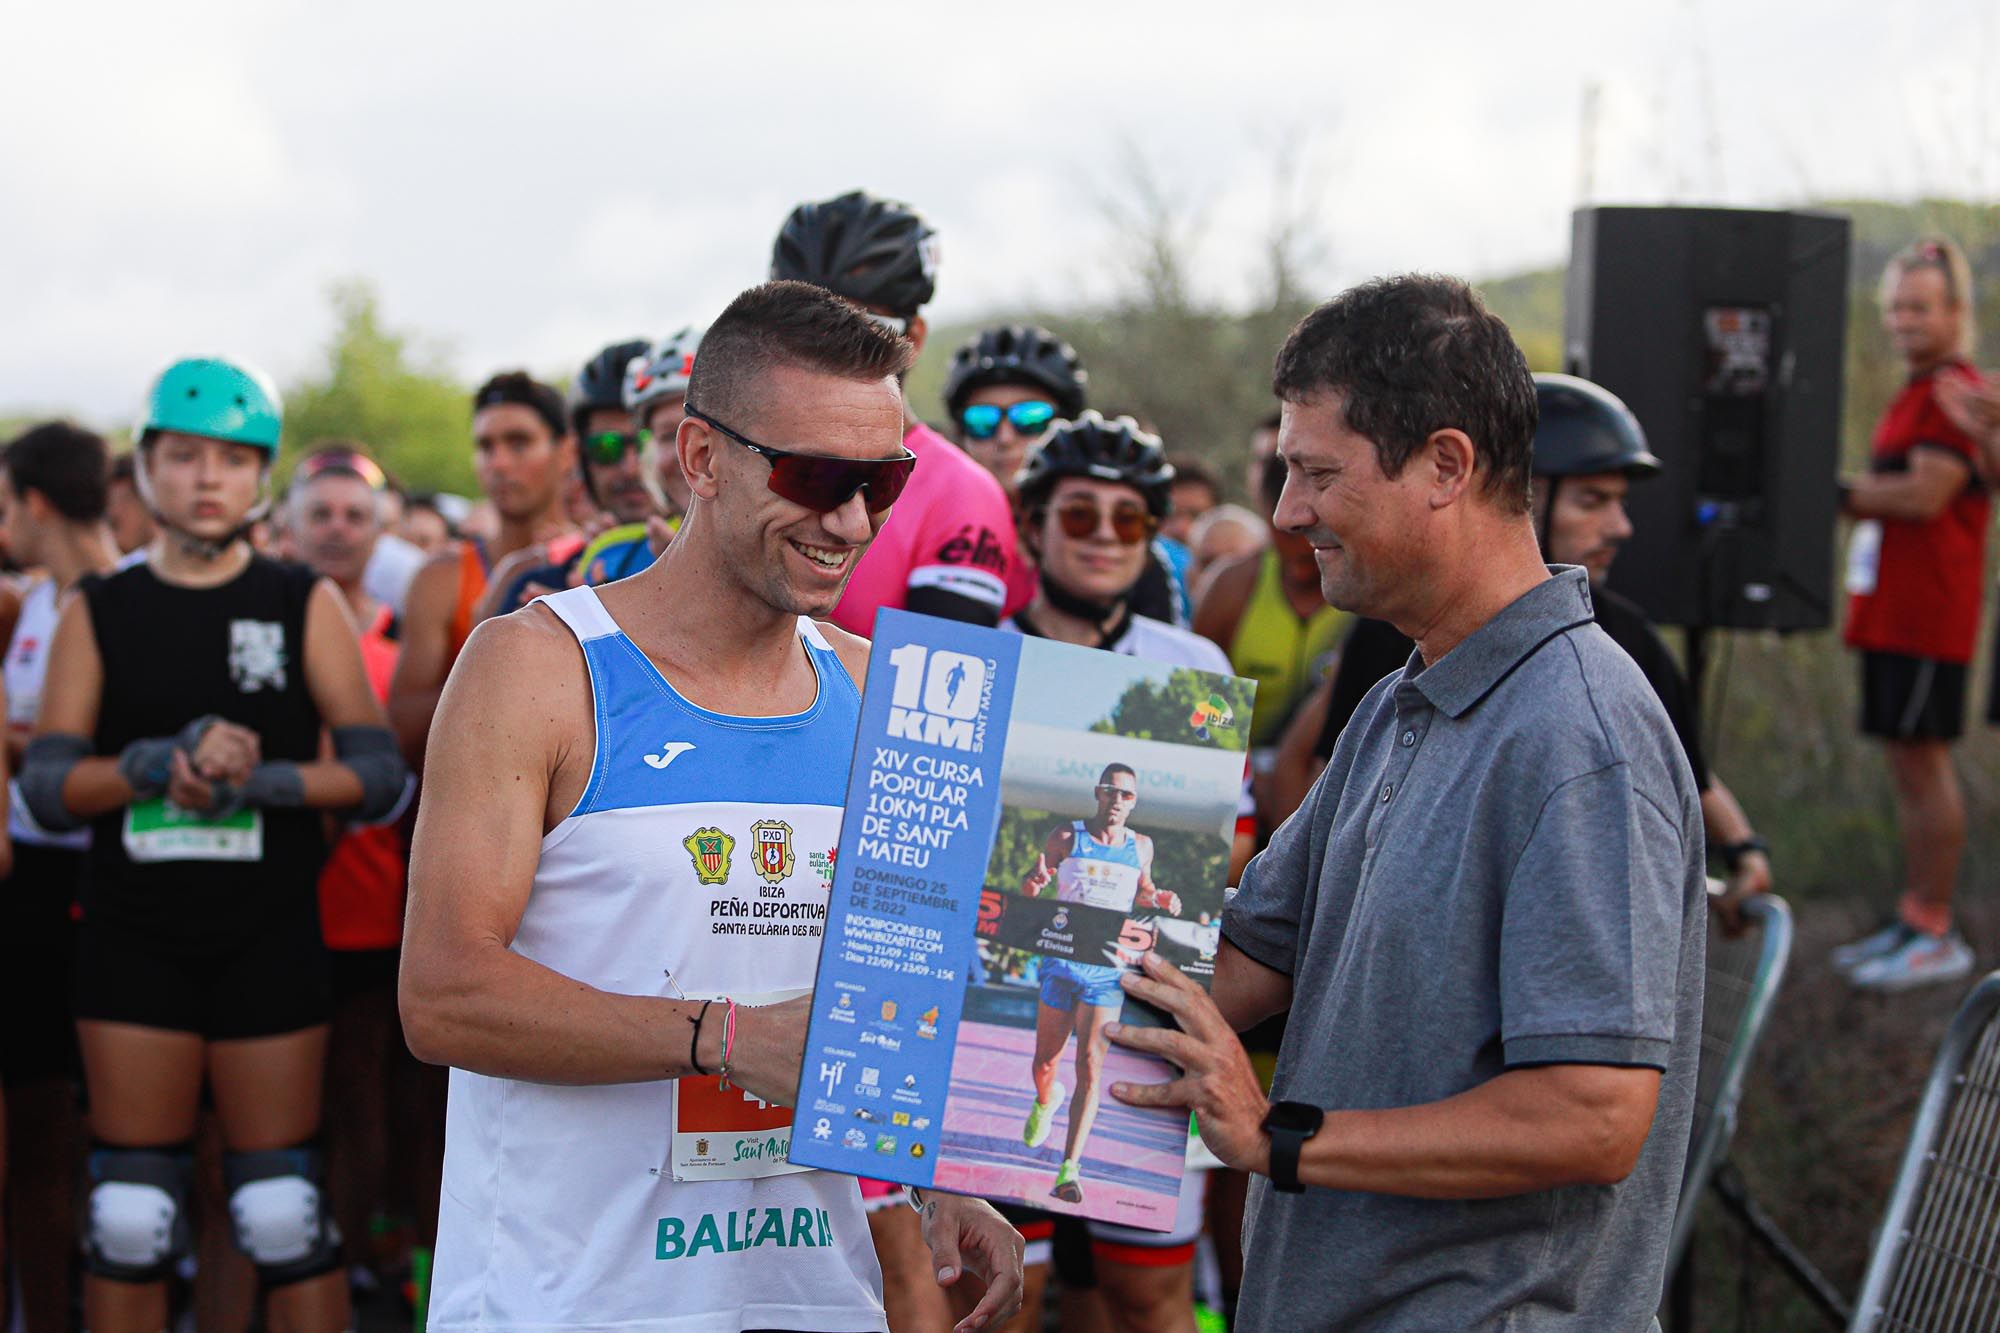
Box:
[401,280,1024,1333]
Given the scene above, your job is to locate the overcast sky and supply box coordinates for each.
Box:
[5,0,1995,423]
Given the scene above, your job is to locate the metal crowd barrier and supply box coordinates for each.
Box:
[1850,970,2000,1332]
[1668,892,1795,1273]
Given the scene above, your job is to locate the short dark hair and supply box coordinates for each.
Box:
[686,280,915,428]
[472,370,566,440]
[1098,763,1137,787]
[1272,275,1537,512]
[108,453,139,487]
[1170,456,1220,501]
[4,421,109,522]
[1259,453,1287,513]
[407,492,457,536]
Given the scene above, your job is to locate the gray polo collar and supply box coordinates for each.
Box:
[1400,567,1597,719]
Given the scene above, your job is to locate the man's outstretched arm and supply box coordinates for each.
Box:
[1112,952,1659,1197]
[1131,835,1181,914]
[398,610,803,1104]
[1021,827,1070,896]
[1213,937,1292,1032]
[386,554,461,768]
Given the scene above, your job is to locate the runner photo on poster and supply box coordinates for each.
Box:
[792,610,1251,1230]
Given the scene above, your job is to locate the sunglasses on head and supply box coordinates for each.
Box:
[960,400,1058,441]
[581,431,642,467]
[683,404,918,513]
[298,450,387,491]
[1053,497,1157,546]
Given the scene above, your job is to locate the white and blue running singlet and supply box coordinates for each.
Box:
[429,585,886,1333]
[1054,819,1144,912]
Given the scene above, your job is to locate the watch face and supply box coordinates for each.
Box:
[1265,1100,1325,1134]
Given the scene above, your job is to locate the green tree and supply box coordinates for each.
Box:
[281,280,475,494]
[1088,667,1256,753]
[904,136,1331,501]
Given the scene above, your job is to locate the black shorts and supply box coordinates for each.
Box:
[995,1201,1057,1265]
[1860,651,1967,741]
[1989,620,2000,727]
[330,946,401,1005]
[75,902,331,1040]
[0,843,85,1084]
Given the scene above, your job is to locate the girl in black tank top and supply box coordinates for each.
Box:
[83,556,328,940]
[19,356,408,1333]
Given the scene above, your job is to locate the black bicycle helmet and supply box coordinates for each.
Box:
[1532,373,1662,478]
[943,325,1088,421]
[571,338,651,436]
[770,190,939,319]
[1015,412,1175,518]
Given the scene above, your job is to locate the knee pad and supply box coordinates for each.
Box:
[83,1143,194,1283]
[223,1143,342,1287]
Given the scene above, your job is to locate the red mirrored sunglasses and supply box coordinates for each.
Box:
[684,405,917,513]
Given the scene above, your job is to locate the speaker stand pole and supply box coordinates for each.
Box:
[1685,625,1709,733]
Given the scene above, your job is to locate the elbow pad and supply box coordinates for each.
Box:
[333,726,412,825]
[20,733,93,833]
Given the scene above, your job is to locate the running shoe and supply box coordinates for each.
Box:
[1023,1083,1065,1150]
[1847,930,1975,992]
[1831,920,1918,973]
[1051,1158,1083,1204]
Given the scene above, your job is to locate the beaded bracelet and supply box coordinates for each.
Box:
[717,998,740,1089]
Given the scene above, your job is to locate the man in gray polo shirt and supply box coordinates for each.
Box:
[1107,275,1705,1330]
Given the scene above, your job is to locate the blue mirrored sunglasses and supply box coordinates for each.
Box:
[960,400,1058,441]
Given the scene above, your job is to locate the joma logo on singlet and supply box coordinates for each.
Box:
[655,1206,834,1260]
[644,741,696,770]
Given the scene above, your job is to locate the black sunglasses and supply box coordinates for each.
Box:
[683,404,917,513]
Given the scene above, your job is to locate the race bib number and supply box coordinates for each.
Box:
[1845,520,1882,595]
[670,988,812,1181]
[122,799,263,863]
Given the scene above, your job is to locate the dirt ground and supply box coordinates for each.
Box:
[1677,889,2000,1331]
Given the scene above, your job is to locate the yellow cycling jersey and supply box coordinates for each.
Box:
[1228,548,1350,746]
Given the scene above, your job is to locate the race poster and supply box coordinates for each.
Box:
[790,610,1254,1230]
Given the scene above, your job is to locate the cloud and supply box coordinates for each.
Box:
[3,0,1995,423]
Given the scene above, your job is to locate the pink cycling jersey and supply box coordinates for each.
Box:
[831,421,1016,637]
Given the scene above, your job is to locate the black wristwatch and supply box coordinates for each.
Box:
[1718,836,1770,873]
[1262,1101,1325,1194]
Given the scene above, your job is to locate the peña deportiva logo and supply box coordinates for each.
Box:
[751,820,795,884]
[683,828,734,884]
